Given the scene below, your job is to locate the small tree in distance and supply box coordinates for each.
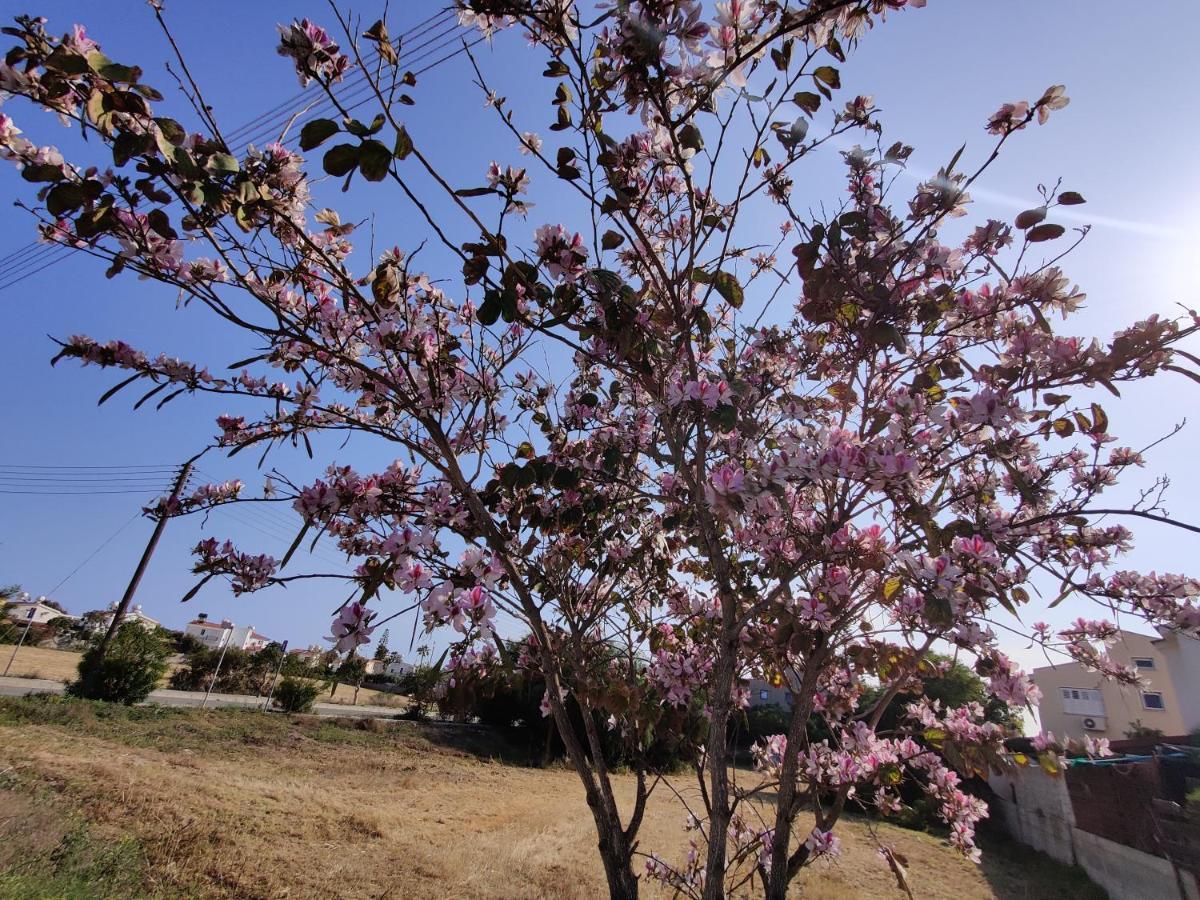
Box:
[3,4,1200,897]
[373,628,390,661]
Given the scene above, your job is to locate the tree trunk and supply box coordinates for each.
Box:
[594,819,640,899]
[766,664,821,899]
[702,647,737,900]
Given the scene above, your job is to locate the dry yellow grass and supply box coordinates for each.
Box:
[0,645,85,682]
[0,700,1098,900]
[318,680,408,708]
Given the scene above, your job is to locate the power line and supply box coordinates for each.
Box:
[0,474,181,482]
[0,488,166,495]
[44,508,144,596]
[0,9,471,293]
[225,12,458,154]
[0,463,176,469]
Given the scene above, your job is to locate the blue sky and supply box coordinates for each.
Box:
[0,1,1197,672]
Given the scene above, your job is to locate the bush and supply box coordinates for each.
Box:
[168,645,278,695]
[67,622,170,705]
[273,677,320,713]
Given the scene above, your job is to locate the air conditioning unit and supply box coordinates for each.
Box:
[1081,717,1105,731]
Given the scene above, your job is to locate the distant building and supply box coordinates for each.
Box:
[744,676,793,709]
[288,645,327,667]
[384,656,416,678]
[185,613,273,651]
[87,603,159,632]
[4,597,75,626]
[1033,627,1200,741]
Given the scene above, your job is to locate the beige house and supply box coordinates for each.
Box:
[1033,628,1199,741]
[4,597,74,626]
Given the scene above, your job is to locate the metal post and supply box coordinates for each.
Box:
[263,640,289,711]
[3,612,36,677]
[202,627,233,709]
[95,454,200,660]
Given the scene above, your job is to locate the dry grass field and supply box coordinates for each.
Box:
[0,645,88,682]
[0,697,1102,900]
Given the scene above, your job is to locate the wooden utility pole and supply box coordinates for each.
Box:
[94,453,199,659]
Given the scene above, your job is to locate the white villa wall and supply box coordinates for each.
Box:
[988,767,1200,899]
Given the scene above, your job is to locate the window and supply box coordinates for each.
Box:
[1142,692,1165,711]
[1133,658,1156,670]
[759,690,769,701]
[1060,687,1105,716]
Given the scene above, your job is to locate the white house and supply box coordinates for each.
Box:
[3,596,74,626]
[384,656,416,678]
[185,614,274,651]
[87,603,160,632]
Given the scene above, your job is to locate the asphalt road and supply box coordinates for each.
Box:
[0,676,406,719]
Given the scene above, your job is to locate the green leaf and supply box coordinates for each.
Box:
[791,91,821,115]
[1027,223,1066,242]
[1015,206,1046,230]
[205,152,239,175]
[477,293,501,326]
[946,143,966,174]
[771,117,808,148]
[323,144,360,177]
[357,139,393,182]
[45,46,89,75]
[813,66,840,89]
[87,50,139,83]
[21,164,64,184]
[393,125,414,160]
[601,230,625,251]
[45,183,85,216]
[299,118,339,151]
[712,271,744,309]
[678,122,704,153]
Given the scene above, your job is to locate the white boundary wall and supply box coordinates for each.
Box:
[987,768,1199,900]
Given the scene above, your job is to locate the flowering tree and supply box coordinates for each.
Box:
[3,2,1200,898]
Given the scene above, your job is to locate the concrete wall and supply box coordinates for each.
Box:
[989,768,1077,866]
[989,766,1200,899]
[1072,827,1198,900]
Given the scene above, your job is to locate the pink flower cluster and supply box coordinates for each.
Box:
[534,224,588,282]
[329,600,376,653]
[276,19,349,86]
[192,538,276,595]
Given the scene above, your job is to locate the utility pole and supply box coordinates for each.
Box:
[262,640,289,711]
[202,625,233,709]
[3,603,36,677]
[95,451,202,660]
